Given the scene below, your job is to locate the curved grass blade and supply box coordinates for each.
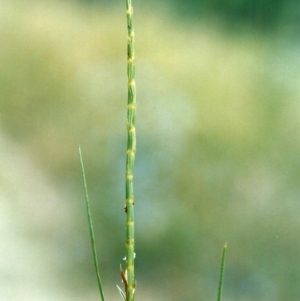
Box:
[217,242,227,301]
[78,145,106,301]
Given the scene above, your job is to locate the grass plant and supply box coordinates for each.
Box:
[2,1,300,300]
[123,0,137,300]
[78,1,227,301]
[217,242,228,301]
[78,145,106,301]
[79,1,137,301]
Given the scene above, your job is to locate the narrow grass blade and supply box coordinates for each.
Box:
[217,242,227,301]
[78,145,106,301]
[117,285,126,301]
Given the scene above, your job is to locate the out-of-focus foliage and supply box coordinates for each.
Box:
[1,0,300,301]
[80,0,300,34]
[170,0,299,32]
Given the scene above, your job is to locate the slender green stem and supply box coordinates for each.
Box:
[124,0,136,300]
[217,242,227,301]
[78,145,106,301]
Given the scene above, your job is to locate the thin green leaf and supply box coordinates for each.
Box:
[117,285,126,301]
[78,145,106,301]
[217,242,227,301]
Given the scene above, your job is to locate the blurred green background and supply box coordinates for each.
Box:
[1,0,300,300]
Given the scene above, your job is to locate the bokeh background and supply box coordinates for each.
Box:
[1,0,300,300]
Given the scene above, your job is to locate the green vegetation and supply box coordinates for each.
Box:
[1,1,300,300]
[123,1,137,300]
[217,243,227,301]
[78,2,227,300]
[82,0,300,34]
[79,145,106,301]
